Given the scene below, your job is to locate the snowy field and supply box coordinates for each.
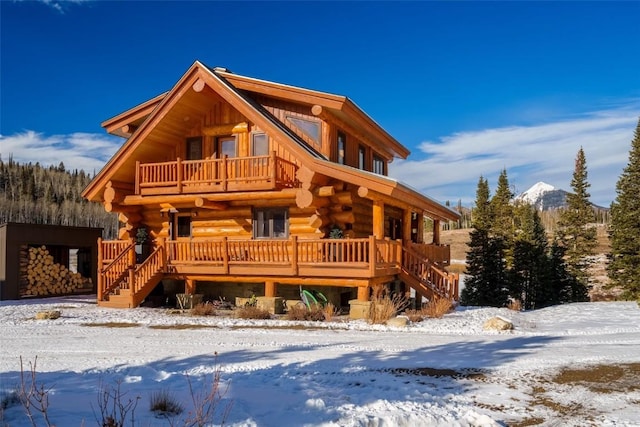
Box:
[1,296,639,427]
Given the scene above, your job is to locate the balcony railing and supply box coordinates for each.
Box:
[135,152,298,195]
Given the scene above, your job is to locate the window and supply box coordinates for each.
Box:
[251,133,269,156]
[358,145,366,170]
[176,215,192,238]
[186,137,203,160]
[373,155,385,175]
[285,116,321,144]
[253,208,288,238]
[337,131,346,165]
[217,136,237,158]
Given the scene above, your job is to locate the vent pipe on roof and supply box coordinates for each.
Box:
[213,67,231,73]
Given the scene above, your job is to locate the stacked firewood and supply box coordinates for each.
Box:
[20,246,88,296]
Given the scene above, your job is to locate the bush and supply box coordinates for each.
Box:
[368,294,409,324]
[403,309,425,323]
[285,304,325,321]
[191,302,216,316]
[507,299,522,312]
[149,389,183,417]
[236,306,271,320]
[423,297,453,319]
[323,302,338,322]
[404,298,453,321]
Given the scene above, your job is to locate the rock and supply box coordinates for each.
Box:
[483,316,513,331]
[35,310,61,320]
[386,316,409,327]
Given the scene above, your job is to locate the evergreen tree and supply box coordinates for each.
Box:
[491,169,515,267]
[511,204,549,309]
[547,241,588,304]
[556,147,597,290]
[608,118,640,300]
[461,176,509,307]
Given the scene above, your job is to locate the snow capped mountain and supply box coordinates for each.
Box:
[515,181,569,211]
[516,182,556,205]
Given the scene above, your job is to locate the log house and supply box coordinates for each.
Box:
[83,61,461,315]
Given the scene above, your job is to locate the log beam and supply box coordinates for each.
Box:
[296,189,330,209]
[194,197,228,210]
[192,77,206,93]
[202,122,249,136]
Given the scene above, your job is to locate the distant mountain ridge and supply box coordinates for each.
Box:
[515,181,607,211]
[515,182,570,211]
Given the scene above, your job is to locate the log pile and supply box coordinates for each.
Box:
[20,246,90,297]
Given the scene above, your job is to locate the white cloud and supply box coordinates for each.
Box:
[0,130,122,175]
[389,102,640,207]
[13,0,90,13]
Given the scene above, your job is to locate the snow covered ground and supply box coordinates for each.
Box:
[1,296,639,426]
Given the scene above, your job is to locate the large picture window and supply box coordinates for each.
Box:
[253,208,288,239]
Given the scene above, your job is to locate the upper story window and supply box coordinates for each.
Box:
[251,133,269,156]
[217,136,237,158]
[358,145,366,170]
[373,154,385,175]
[186,137,203,160]
[286,116,321,144]
[253,207,288,239]
[337,131,346,165]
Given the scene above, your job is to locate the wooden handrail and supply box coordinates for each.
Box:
[135,155,298,195]
[401,245,459,300]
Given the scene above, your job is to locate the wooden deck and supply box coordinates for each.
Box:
[97,236,457,307]
[134,152,298,195]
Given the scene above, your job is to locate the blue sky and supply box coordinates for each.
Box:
[1,1,639,207]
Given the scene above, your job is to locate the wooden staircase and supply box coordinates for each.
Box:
[399,245,459,302]
[98,245,165,308]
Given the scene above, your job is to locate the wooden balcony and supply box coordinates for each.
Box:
[134,152,298,196]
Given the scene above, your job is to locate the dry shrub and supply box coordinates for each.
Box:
[236,306,271,320]
[368,294,409,324]
[285,304,325,321]
[403,309,425,323]
[149,388,183,417]
[323,302,338,322]
[423,297,453,319]
[191,302,216,316]
[507,299,523,312]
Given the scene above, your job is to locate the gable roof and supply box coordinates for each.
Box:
[83,61,458,222]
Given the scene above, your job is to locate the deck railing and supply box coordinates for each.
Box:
[408,242,451,266]
[99,237,455,301]
[135,152,298,195]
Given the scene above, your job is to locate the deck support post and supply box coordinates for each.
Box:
[185,278,195,295]
[264,280,276,298]
[373,200,384,239]
[403,209,412,244]
[97,238,103,301]
[357,286,369,302]
[433,219,441,245]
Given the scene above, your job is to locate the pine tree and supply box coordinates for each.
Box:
[556,147,597,290]
[546,241,587,305]
[461,176,509,307]
[511,204,549,309]
[491,169,515,267]
[608,118,640,301]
